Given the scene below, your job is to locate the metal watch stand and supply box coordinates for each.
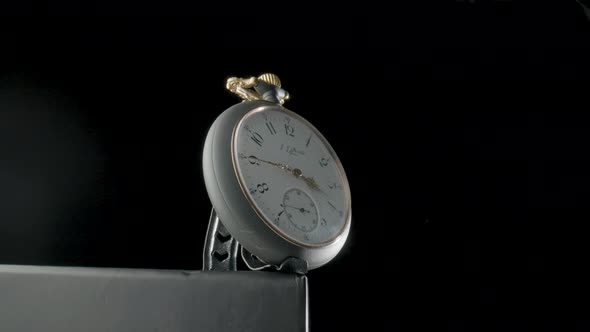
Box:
[204,209,309,274]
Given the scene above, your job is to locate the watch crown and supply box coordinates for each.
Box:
[257,73,282,88]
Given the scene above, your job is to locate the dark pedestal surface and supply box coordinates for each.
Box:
[0,265,307,332]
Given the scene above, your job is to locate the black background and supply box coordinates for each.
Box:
[1,2,590,330]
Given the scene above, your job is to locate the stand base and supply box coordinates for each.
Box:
[0,265,308,332]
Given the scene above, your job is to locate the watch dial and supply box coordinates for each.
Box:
[233,107,350,247]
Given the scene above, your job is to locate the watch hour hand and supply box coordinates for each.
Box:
[300,175,322,192]
[292,170,324,194]
[289,168,320,192]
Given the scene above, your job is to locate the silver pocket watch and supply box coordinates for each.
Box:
[202,74,351,274]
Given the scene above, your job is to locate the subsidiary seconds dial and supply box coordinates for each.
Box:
[233,107,350,247]
[282,188,319,233]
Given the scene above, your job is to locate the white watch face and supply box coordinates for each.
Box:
[232,107,351,247]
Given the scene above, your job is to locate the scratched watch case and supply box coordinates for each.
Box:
[202,100,350,270]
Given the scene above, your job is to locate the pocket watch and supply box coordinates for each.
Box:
[202,74,351,274]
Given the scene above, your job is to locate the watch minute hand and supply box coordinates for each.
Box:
[249,156,324,193]
[250,155,293,172]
